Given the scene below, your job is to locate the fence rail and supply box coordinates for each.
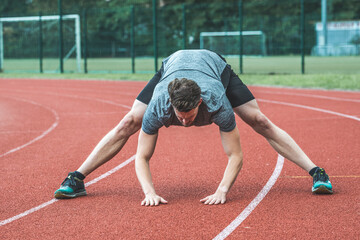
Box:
[0,0,359,74]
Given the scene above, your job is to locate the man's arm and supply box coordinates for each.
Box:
[200,126,243,205]
[135,129,168,206]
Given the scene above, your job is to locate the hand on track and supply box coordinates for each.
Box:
[200,190,227,205]
[141,193,168,206]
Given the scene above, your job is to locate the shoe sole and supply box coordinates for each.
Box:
[54,190,87,199]
[312,185,333,194]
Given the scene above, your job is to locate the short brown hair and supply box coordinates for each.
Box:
[168,78,201,112]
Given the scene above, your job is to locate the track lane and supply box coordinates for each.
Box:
[0,79,359,239]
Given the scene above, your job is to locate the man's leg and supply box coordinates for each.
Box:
[234,99,333,193]
[233,99,316,172]
[54,100,147,199]
[77,99,147,176]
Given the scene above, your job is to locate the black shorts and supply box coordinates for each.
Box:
[136,58,254,108]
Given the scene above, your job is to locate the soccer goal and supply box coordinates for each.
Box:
[200,31,267,57]
[0,14,81,72]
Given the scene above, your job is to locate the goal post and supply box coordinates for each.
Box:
[0,14,81,72]
[200,31,267,57]
[0,22,3,71]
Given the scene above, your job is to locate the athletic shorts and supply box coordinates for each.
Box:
[136,56,255,108]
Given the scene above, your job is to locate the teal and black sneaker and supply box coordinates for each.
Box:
[54,172,87,199]
[312,168,333,194]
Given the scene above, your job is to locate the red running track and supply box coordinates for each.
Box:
[0,78,359,239]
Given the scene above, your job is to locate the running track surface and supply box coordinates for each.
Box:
[0,78,359,239]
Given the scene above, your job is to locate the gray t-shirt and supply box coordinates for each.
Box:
[142,49,236,135]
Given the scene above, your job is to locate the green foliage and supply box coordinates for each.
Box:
[1,0,360,68]
[350,35,360,45]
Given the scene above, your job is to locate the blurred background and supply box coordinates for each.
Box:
[0,0,359,74]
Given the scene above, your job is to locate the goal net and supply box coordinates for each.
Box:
[0,14,81,72]
[200,31,267,57]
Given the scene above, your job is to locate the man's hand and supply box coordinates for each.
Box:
[141,193,168,206]
[200,127,243,206]
[200,189,227,205]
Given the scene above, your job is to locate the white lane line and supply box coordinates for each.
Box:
[0,96,60,158]
[0,89,132,109]
[0,91,134,226]
[84,155,135,187]
[0,199,58,227]
[0,155,136,227]
[256,90,360,103]
[213,155,284,240]
[214,98,360,239]
[258,99,360,122]
[0,89,133,158]
[0,91,135,226]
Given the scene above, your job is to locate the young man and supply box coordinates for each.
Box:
[54,50,333,204]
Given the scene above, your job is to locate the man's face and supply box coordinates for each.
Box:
[173,99,202,127]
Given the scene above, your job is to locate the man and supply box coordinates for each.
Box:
[54,50,333,205]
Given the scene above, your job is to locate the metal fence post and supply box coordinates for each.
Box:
[301,0,305,74]
[182,4,187,49]
[39,12,43,73]
[83,8,88,73]
[0,16,3,72]
[131,5,135,73]
[153,0,158,72]
[238,0,243,74]
[58,0,64,73]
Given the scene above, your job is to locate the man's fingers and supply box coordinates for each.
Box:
[200,194,227,205]
[200,196,213,204]
[209,198,217,205]
[141,196,168,207]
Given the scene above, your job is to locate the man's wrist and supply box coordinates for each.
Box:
[144,189,156,195]
[217,186,229,193]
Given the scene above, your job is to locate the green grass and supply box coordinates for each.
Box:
[1,72,359,91]
[2,56,360,74]
[1,56,359,90]
[243,74,360,90]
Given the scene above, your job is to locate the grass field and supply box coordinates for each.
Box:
[1,56,359,90]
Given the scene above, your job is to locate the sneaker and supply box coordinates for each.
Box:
[312,168,333,194]
[54,172,87,199]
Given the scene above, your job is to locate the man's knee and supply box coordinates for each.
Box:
[250,112,272,133]
[115,112,142,138]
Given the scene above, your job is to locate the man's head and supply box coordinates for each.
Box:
[168,78,202,127]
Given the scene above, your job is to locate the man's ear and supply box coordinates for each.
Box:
[198,98,203,106]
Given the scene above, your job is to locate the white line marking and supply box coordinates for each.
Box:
[0,155,136,227]
[250,85,360,94]
[0,89,132,109]
[214,99,359,239]
[0,91,135,226]
[213,155,284,240]
[84,155,136,187]
[2,86,358,232]
[256,90,360,103]
[0,199,58,227]
[0,96,60,158]
[258,99,360,122]
[0,130,44,134]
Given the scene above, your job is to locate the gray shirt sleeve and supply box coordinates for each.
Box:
[141,103,164,135]
[211,99,236,132]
